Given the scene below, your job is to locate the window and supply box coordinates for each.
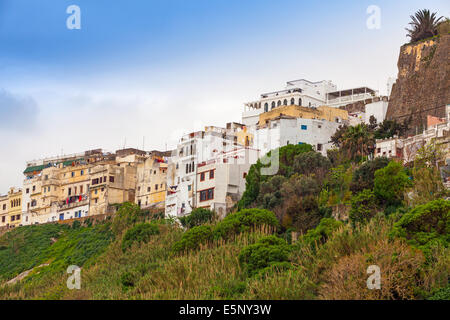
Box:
[95,190,98,195]
[243,172,247,179]
[290,98,295,105]
[317,144,323,151]
[377,148,381,154]
[186,163,189,174]
[68,188,72,196]
[301,125,308,130]
[188,185,191,191]
[155,184,158,191]
[80,170,84,176]
[16,215,20,220]
[11,215,15,221]
[209,170,214,179]
[109,176,115,183]
[283,99,288,106]
[104,176,107,183]
[299,98,302,106]
[101,188,104,192]
[264,103,269,112]
[92,178,99,185]
[71,172,75,177]
[271,101,275,109]
[26,188,29,194]
[32,186,36,192]
[200,172,205,181]
[147,187,151,192]
[2,216,5,223]
[277,100,281,107]
[2,204,5,210]
[200,188,214,202]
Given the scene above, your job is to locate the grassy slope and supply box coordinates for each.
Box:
[0,214,447,300]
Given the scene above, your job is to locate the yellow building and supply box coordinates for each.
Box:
[7,188,22,228]
[258,105,348,127]
[135,155,168,209]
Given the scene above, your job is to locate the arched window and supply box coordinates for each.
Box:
[283,99,288,106]
[271,101,276,109]
[291,98,295,105]
[264,103,269,112]
[299,98,302,106]
[277,100,282,107]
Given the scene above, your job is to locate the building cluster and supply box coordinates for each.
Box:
[1,78,415,230]
[375,106,450,187]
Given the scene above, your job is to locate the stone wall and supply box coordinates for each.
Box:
[386,30,450,135]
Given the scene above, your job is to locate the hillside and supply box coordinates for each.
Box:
[0,144,448,300]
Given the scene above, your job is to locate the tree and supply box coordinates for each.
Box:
[179,208,216,229]
[411,142,448,205]
[293,151,331,183]
[340,124,375,162]
[406,9,443,43]
[350,157,390,194]
[349,189,378,226]
[373,119,407,140]
[373,161,412,207]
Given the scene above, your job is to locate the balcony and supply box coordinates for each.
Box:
[59,194,89,210]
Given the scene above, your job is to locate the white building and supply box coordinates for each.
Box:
[195,147,259,218]
[242,79,377,127]
[365,100,389,125]
[253,115,344,156]
[165,126,259,218]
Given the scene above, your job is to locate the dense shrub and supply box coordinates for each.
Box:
[350,157,390,193]
[293,151,331,183]
[374,161,412,207]
[172,225,214,253]
[238,144,313,209]
[213,209,279,240]
[238,236,291,277]
[121,223,160,252]
[303,218,343,245]
[112,202,146,235]
[349,189,378,225]
[178,208,216,229]
[391,199,449,252]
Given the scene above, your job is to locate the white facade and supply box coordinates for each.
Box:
[242,79,377,127]
[253,116,343,156]
[165,126,260,218]
[365,100,388,125]
[196,148,259,218]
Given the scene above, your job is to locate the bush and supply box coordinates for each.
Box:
[427,286,450,300]
[121,223,160,252]
[213,209,279,240]
[349,189,378,225]
[238,236,291,277]
[391,199,450,252]
[350,157,390,194]
[178,208,216,229]
[374,161,412,207]
[172,225,214,253]
[303,218,343,245]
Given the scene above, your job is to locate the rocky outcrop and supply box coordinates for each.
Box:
[386,28,450,135]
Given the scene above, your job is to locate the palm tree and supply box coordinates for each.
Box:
[406,9,443,43]
[341,124,375,162]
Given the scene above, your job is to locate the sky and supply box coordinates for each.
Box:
[0,0,449,192]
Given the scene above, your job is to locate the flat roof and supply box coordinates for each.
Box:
[327,87,376,99]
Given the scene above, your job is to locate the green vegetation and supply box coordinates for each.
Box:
[122,223,160,252]
[406,9,444,43]
[0,126,448,300]
[179,208,215,229]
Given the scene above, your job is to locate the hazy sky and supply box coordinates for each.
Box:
[0,0,449,192]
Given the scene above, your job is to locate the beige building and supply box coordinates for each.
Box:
[135,153,169,209]
[0,194,8,228]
